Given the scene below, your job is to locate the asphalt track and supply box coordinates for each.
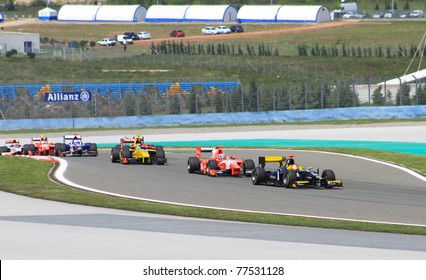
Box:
[1,123,426,259]
[61,149,426,225]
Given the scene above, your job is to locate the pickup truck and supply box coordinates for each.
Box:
[97,38,117,46]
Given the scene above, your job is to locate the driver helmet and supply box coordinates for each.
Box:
[219,154,226,160]
[291,164,300,171]
[135,135,144,144]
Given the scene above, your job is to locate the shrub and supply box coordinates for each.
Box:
[5,49,17,58]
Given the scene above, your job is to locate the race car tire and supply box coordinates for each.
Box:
[23,144,29,155]
[206,159,219,176]
[187,157,200,173]
[29,144,36,155]
[251,167,266,185]
[89,143,98,152]
[322,169,336,188]
[1,146,10,153]
[121,146,131,164]
[285,170,297,188]
[156,145,164,152]
[243,159,255,176]
[54,143,61,156]
[111,147,120,163]
[156,149,166,165]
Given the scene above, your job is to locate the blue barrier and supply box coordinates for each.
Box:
[1,105,425,130]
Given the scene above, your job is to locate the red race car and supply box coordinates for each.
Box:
[24,136,57,156]
[187,146,255,176]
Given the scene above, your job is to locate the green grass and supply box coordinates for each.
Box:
[1,146,425,235]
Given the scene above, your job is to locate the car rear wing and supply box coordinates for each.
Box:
[120,137,137,144]
[196,146,224,158]
[5,139,20,144]
[63,135,82,143]
[258,156,286,168]
[31,137,47,143]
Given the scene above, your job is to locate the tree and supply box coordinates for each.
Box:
[169,94,181,114]
[187,90,200,114]
[418,85,426,105]
[247,79,258,112]
[372,85,384,105]
[396,83,411,105]
[140,94,153,115]
[213,92,224,113]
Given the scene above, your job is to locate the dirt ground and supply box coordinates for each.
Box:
[0,17,362,47]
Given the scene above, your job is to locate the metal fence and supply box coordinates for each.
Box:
[1,79,425,120]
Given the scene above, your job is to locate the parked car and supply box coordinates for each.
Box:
[354,12,368,18]
[97,38,116,46]
[384,10,399,18]
[342,12,356,19]
[170,29,185,37]
[410,10,424,18]
[114,34,133,44]
[399,12,410,18]
[216,25,231,34]
[230,25,243,33]
[202,27,218,35]
[372,12,384,19]
[124,32,139,40]
[137,31,151,40]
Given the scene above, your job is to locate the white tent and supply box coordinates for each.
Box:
[184,5,237,22]
[381,69,426,85]
[237,5,282,22]
[38,7,58,21]
[340,3,358,13]
[145,5,190,22]
[276,5,331,23]
[95,5,146,22]
[58,5,101,21]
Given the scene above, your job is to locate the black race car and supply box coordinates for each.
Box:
[251,155,343,188]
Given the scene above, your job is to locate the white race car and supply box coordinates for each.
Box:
[1,139,24,155]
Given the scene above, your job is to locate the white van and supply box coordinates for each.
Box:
[114,35,133,45]
[410,10,424,18]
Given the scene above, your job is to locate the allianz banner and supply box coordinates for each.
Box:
[45,91,92,102]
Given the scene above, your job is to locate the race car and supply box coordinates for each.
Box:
[23,136,57,156]
[1,139,24,155]
[54,134,98,157]
[111,135,167,165]
[187,146,255,176]
[251,155,343,188]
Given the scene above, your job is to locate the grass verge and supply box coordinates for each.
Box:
[1,150,425,235]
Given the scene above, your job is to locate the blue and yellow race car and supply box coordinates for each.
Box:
[251,155,343,188]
